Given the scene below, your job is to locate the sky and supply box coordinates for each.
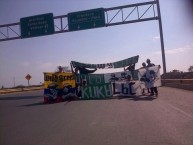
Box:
[0,0,193,88]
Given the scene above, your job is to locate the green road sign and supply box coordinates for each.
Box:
[20,13,54,38]
[68,8,105,31]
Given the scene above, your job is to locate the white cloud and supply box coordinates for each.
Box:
[21,62,30,67]
[152,36,160,41]
[154,46,193,55]
[35,62,53,69]
[166,47,192,54]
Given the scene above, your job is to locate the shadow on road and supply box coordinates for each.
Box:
[0,96,42,101]
[17,101,56,107]
[13,95,158,107]
[117,95,158,101]
[127,95,158,101]
[19,102,47,107]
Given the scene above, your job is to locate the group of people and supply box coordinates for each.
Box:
[124,58,160,96]
[140,59,159,96]
[56,58,160,97]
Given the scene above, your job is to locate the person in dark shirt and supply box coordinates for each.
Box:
[75,66,97,74]
[146,59,155,67]
[146,59,158,96]
[124,64,135,71]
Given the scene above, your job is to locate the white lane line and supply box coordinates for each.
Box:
[166,103,193,119]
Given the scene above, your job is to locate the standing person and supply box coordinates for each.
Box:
[146,59,158,96]
[146,59,155,67]
[124,64,135,71]
[140,62,150,94]
[58,66,63,73]
[140,62,146,69]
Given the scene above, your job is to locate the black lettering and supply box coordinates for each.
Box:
[129,82,136,95]
[66,76,71,80]
[112,83,120,94]
[121,84,128,94]
[53,75,58,82]
[63,76,67,81]
[44,75,50,81]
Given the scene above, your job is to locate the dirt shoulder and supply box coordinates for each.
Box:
[0,86,44,94]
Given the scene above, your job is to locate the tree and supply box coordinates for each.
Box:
[188,66,193,72]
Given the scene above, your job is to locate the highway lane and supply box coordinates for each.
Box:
[0,87,193,145]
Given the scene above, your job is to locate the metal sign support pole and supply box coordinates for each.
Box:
[156,0,166,74]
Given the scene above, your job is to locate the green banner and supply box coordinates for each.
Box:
[71,55,139,69]
[76,74,105,85]
[113,55,139,68]
[81,83,112,99]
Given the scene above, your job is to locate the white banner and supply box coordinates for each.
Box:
[138,65,161,88]
[111,81,142,96]
[104,71,139,83]
[104,71,142,96]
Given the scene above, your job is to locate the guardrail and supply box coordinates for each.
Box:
[161,79,193,91]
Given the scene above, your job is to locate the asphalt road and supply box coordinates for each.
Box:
[0,87,193,145]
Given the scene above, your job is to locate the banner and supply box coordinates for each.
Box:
[76,74,105,86]
[104,70,139,82]
[111,81,142,96]
[44,72,76,89]
[81,83,112,99]
[43,65,161,102]
[44,72,77,101]
[138,65,161,88]
[80,81,142,99]
[113,55,139,68]
[71,55,139,69]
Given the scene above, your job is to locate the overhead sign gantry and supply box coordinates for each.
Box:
[0,0,166,74]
